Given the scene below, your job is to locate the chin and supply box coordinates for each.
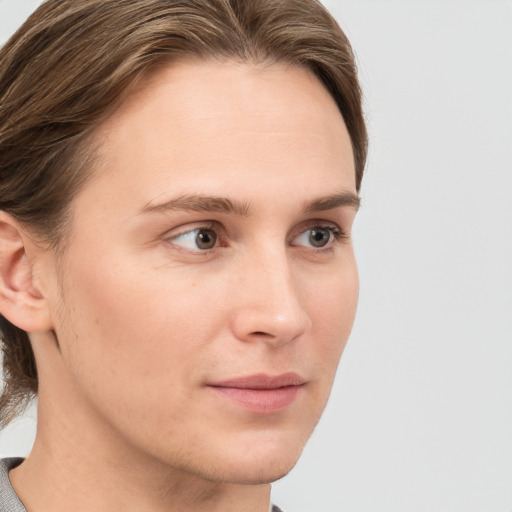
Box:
[201,455,301,486]
[194,431,309,485]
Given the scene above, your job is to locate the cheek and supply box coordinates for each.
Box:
[54,245,241,408]
[52,259,226,449]
[306,259,359,370]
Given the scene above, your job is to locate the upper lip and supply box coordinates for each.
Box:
[208,372,305,390]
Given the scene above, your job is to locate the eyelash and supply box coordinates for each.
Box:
[166,221,347,254]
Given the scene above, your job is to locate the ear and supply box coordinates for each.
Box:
[0,211,53,332]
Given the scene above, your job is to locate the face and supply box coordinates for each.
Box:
[41,60,359,484]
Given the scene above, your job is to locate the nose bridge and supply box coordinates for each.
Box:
[231,242,311,345]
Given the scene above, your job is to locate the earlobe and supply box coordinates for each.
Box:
[0,212,53,332]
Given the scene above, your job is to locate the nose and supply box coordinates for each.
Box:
[230,247,312,347]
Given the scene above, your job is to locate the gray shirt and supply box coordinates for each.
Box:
[0,459,25,512]
[0,458,284,511]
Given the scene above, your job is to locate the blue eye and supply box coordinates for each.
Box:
[293,226,339,248]
[171,228,218,250]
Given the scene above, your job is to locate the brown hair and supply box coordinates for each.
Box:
[0,0,368,427]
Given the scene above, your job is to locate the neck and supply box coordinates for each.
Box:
[9,342,272,512]
[11,418,272,512]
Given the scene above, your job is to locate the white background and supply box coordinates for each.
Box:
[1,1,511,511]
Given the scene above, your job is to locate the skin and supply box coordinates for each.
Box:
[3,60,359,512]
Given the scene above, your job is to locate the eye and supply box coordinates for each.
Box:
[292,226,340,249]
[170,227,218,251]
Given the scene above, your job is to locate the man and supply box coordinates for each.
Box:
[0,1,367,510]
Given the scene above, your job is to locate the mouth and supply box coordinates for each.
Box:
[207,373,306,414]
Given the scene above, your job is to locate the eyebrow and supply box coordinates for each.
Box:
[140,195,250,216]
[140,191,360,216]
[302,191,360,213]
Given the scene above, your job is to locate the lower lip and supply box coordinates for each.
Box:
[209,385,302,414]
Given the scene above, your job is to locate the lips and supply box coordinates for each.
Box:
[208,373,305,413]
[211,372,305,389]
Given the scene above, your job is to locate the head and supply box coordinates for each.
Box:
[0,0,367,483]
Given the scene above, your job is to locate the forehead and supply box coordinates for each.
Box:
[109,59,342,129]
[81,60,355,215]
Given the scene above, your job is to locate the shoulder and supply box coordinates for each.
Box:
[0,458,26,512]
